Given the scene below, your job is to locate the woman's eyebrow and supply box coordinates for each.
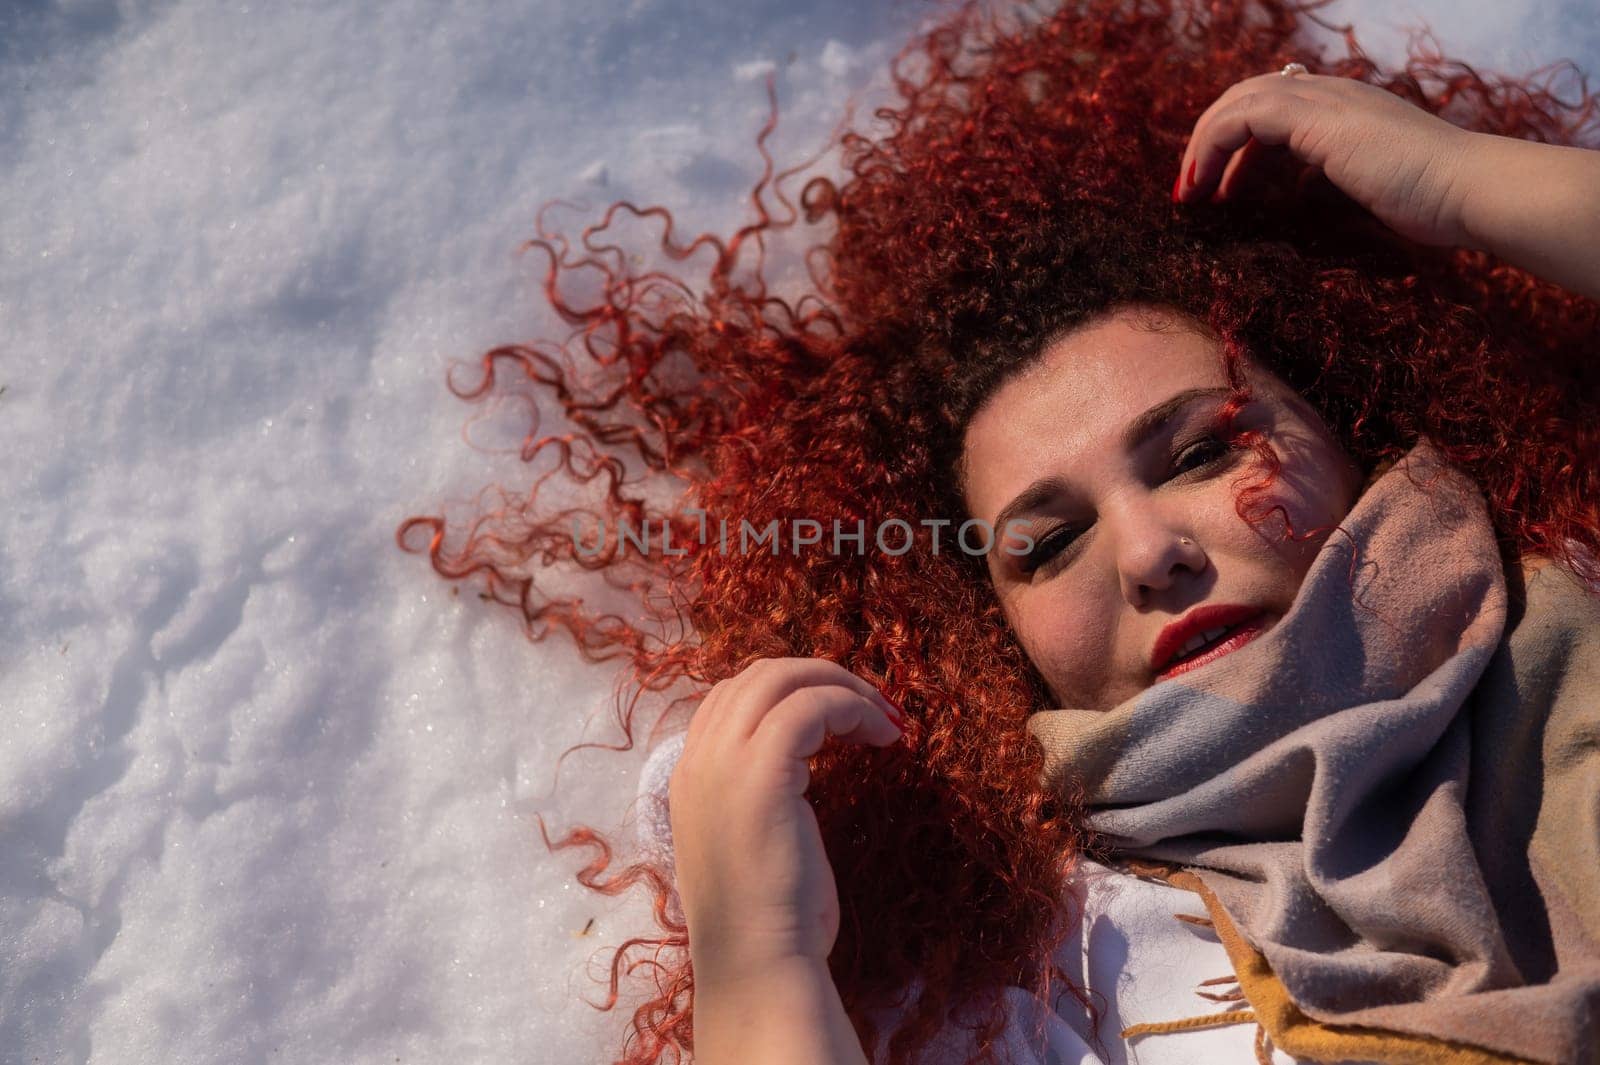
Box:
[992,386,1232,532]
[1119,386,1232,453]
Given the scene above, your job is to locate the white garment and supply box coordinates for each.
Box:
[859,857,1320,1065]
[633,732,1366,1065]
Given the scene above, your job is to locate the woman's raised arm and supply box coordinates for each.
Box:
[1455,135,1600,303]
[668,657,906,1065]
[1174,67,1600,302]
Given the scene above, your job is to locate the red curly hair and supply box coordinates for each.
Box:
[398,0,1600,1061]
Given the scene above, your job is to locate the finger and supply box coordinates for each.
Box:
[748,686,903,790]
[761,685,903,752]
[1175,72,1297,179]
[1213,137,1307,205]
[1211,134,1267,202]
[1178,86,1321,202]
[721,657,901,741]
[682,677,727,759]
[1181,90,1325,204]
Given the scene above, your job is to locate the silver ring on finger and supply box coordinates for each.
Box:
[1280,62,1309,78]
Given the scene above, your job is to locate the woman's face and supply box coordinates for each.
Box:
[959,305,1365,711]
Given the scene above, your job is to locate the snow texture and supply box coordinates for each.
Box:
[2,1,1594,1062]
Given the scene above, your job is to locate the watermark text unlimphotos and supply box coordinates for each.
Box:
[572,509,1036,558]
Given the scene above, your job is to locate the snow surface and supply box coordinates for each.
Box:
[3,1,1595,1063]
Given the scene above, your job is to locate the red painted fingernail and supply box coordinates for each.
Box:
[1187,157,1198,189]
[1171,169,1183,202]
[884,699,905,728]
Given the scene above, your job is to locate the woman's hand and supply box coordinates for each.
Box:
[1173,67,1478,248]
[668,656,905,984]
[1174,67,1600,302]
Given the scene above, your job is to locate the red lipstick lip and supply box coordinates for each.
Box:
[1150,604,1268,676]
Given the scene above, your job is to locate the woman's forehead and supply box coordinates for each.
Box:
[960,314,1238,512]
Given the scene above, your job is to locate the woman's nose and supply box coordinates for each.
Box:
[1113,507,1208,605]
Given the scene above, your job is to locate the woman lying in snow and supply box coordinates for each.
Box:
[401,0,1600,1061]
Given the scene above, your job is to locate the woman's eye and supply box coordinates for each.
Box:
[1019,524,1082,575]
[1171,434,1235,477]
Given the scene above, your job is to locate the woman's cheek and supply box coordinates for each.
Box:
[1217,469,1335,582]
[1258,413,1359,530]
[1015,595,1109,705]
